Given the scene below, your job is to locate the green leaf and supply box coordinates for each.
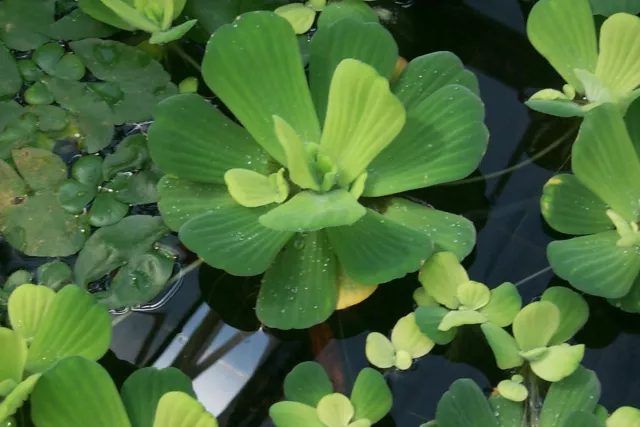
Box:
[479,282,522,327]
[309,18,397,124]
[52,54,86,81]
[0,44,21,98]
[259,190,366,232]
[609,274,640,313]
[203,12,320,165]
[589,0,640,16]
[391,312,435,358]
[32,43,64,75]
[540,366,601,427]
[488,395,524,427]
[380,198,476,260]
[121,367,195,427]
[572,103,640,222]
[180,203,294,276]
[415,306,458,345]
[3,270,32,292]
[273,115,320,190]
[364,84,487,196]
[88,192,129,227]
[12,148,66,190]
[27,105,68,132]
[456,281,490,310]
[413,287,438,308]
[350,368,392,424]
[72,155,103,187]
[0,0,52,51]
[327,209,432,285]
[607,407,640,427]
[0,374,40,422]
[480,322,524,370]
[541,287,589,345]
[595,13,640,96]
[78,0,136,30]
[435,379,499,427]
[149,19,198,44]
[541,174,612,235]
[530,344,585,382]
[225,168,289,207]
[100,0,159,32]
[8,284,55,342]
[365,332,395,369]
[512,301,560,351]
[113,169,162,205]
[439,310,488,331]
[275,3,316,34]
[24,81,54,105]
[103,134,149,179]
[26,285,111,373]
[0,158,27,221]
[148,94,271,184]
[526,100,586,119]
[257,231,337,329]
[497,380,528,402]
[153,392,218,427]
[563,412,605,427]
[270,401,325,427]
[57,179,96,214]
[284,361,334,407]
[47,9,118,41]
[418,252,468,309]
[318,58,405,187]
[31,356,131,427]
[594,405,609,422]
[526,0,597,92]
[316,0,378,28]
[547,231,640,298]
[317,393,354,427]
[36,261,73,290]
[0,328,26,384]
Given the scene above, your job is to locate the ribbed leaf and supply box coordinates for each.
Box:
[365,332,395,369]
[595,13,640,96]
[391,313,434,358]
[25,286,111,373]
[488,395,524,427]
[480,322,524,370]
[78,0,137,30]
[148,94,271,184]
[610,274,640,313]
[284,362,333,407]
[316,0,378,28]
[318,393,354,427]
[31,356,131,427]
[513,301,560,351]
[572,104,640,222]
[381,198,476,260]
[439,310,488,331]
[270,401,325,427]
[364,85,488,196]
[541,287,589,345]
[526,0,598,92]
[308,18,397,124]
[525,99,586,117]
[589,0,640,16]
[203,12,320,165]
[0,374,40,421]
[179,204,294,276]
[435,379,499,427]
[273,116,320,190]
[563,411,605,427]
[530,344,585,382]
[0,44,21,98]
[418,252,468,309]
[350,368,392,424]
[318,58,405,187]
[153,392,218,427]
[274,3,316,34]
[326,209,433,285]
[541,174,612,235]
[627,98,640,156]
[257,231,337,329]
[8,284,55,343]
[547,231,640,298]
[0,328,26,384]
[415,306,458,345]
[225,168,288,207]
[539,367,601,427]
[121,367,195,427]
[479,282,522,327]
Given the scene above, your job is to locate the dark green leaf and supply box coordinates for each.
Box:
[36,261,73,290]
[0,44,21,98]
[52,54,86,81]
[589,0,640,16]
[27,105,68,132]
[78,0,135,30]
[317,0,378,28]
[183,0,283,36]
[57,179,96,214]
[562,411,605,427]
[488,395,524,427]
[350,368,392,424]
[88,192,129,227]
[32,43,65,75]
[47,8,118,41]
[435,379,499,427]
[113,170,161,205]
[24,82,54,106]
[415,306,457,345]
[17,60,44,82]
[540,367,601,427]
[284,362,333,406]
[102,134,149,179]
[72,155,103,187]
[0,0,53,51]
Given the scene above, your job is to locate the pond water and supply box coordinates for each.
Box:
[2,0,639,425]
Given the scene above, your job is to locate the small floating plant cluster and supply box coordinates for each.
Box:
[0,0,640,425]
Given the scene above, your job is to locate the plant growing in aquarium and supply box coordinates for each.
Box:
[270,361,392,427]
[0,284,111,422]
[541,101,640,312]
[149,12,488,329]
[526,0,640,117]
[275,0,378,34]
[78,0,198,44]
[365,312,434,370]
[30,356,218,427]
[480,286,588,382]
[413,252,522,345]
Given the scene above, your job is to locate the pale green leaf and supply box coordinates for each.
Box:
[391,312,434,358]
[497,380,528,402]
[270,401,325,427]
[540,367,601,427]
[595,13,640,96]
[525,99,586,117]
[479,282,522,327]
[350,368,392,424]
[413,287,438,308]
[0,374,40,422]
[414,306,458,345]
[283,362,333,407]
[530,344,585,382]
[152,392,218,427]
[225,168,288,207]
[435,379,500,427]
[541,287,589,345]
[365,332,395,369]
[439,310,488,331]
[480,322,524,370]
[607,407,640,427]
[575,69,614,104]
[273,115,320,190]
[100,0,160,32]
[148,20,198,44]
[456,281,490,310]
[275,3,315,34]
[8,284,55,342]
[418,252,468,309]
[0,328,26,384]
[318,393,354,427]
[513,301,560,351]
[78,0,136,30]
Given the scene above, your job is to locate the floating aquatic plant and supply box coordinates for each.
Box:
[149,12,488,329]
[541,101,640,312]
[270,361,392,427]
[275,0,377,34]
[526,0,640,117]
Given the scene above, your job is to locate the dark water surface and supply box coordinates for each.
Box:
[2,0,639,425]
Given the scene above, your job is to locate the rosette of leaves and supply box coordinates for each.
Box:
[365,313,434,370]
[0,284,111,422]
[73,215,176,310]
[275,0,378,34]
[79,0,198,44]
[541,102,640,312]
[413,252,522,345]
[149,12,487,329]
[270,362,392,427]
[0,148,88,257]
[480,287,589,382]
[525,0,640,117]
[30,356,217,427]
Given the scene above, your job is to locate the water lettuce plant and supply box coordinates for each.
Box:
[541,102,640,312]
[480,287,588,382]
[30,356,217,427]
[79,0,198,44]
[365,312,434,370]
[149,12,488,329]
[526,0,640,117]
[0,284,110,422]
[270,362,391,427]
[413,252,522,345]
[275,0,377,34]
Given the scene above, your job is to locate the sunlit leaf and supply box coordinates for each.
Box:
[391,313,434,358]
[439,310,488,331]
[607,407,640,427]
[480,322,524,370]
[284,362,333,407]
[78,0,136,30]
[275,3,315,34]
[595,13,640,96]
[153,391,218,427]
[0,374,40,422]
[365,332,395,369]
[456,281,490,310]
[149,20,198,45]
[225,168,288,208]
[497,380,528,402]
[512,301,559,352]
[8,284,55,342]
[350,368,392,424]
[541,287,589,345]
[418,252,468,309]
[270,401,324,427]
[336,267,377,310]
[0,328,26,384]
[530,344,585,382]
[479,282,522,327]
[318,393,354,427]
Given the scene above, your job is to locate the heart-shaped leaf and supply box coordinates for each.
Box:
[512,301,560,352]
[8,284,55,342]
[479,282,522,327]
[350,368,392,424]
[541,287,589,345]
[539,367,601,427]
[152,392,218,427]
[435,379,499,427]
[284,362,334,407]
[418,252,469,309]
[480,322,524,370]
[365,332,395,369]
[270,401,325,427]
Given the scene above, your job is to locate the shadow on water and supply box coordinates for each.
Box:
[2,0,639,425]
